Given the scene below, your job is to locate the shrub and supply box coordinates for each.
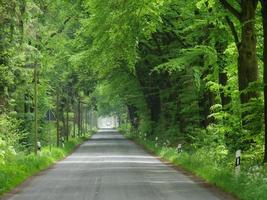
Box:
[0,134,91,196]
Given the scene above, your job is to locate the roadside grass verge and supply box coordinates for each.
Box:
[125,134,267,200]
[0,133,93,196]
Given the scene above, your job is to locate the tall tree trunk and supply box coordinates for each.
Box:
[56,89,60,147]
[89,110,92,131]
[61,106,66,140]
[24,93,30,124]
[66,108,69,141]
[261,0,267,162]
[148,91,161,123]
[81,103,83,135]
[238,1,259,104]
[127,105,138,129]
[73,105,76,137]
[85,107,88,132]
[219,0,259,118]
[219,72,231,106]
[34,64,38,155]
[78,99,81,135]
[18,0,26,44]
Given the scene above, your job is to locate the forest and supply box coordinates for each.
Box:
[1,0,267,199]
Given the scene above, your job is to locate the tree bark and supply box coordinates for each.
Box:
[86,108,89,131]
[80,104,83,134]
[148,91,161,123]
[73,104,76,137]
[78,99,81,135]
[238,1,259,104]
[127,105,138,129]
[66,108,69,141]
[56,89,60,147]
[18,0,26,44]
[60,102,66,141]
[261,0,267,162]
[219,0,259,115]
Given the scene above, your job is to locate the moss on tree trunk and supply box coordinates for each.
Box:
[238,1,259,104]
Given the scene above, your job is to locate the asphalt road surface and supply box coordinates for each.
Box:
[2,130,235,200]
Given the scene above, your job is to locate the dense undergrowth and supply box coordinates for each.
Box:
[0,133,93,196]
[120,128,267,200]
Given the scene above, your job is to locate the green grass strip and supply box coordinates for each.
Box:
[0,134,93,196]
[128,135,267,200]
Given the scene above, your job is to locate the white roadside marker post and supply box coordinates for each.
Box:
[37,141,41,155]
[235,150,241,176]
[177,144,182,153]
[155,137,158,148]
[61,137,65,148]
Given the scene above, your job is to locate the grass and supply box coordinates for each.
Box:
[0,133,93,196]
[125,133,267,200]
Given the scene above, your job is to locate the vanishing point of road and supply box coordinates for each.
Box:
[2,130,236,200]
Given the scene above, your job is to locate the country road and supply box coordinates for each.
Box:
[2,130,235,200]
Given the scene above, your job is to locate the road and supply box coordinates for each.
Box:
[2,130,235,200]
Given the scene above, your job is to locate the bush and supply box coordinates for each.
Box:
[126,131,267,200]
[0,134,91,196]
[0,115,22,164]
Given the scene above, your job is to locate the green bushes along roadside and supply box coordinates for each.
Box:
[122,130,267,200]
[0,133,93,196]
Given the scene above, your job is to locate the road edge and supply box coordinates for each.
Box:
[125,135,239,200]
[0,135,92,200]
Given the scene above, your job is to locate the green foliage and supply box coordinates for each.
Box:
[0,134,91,195]
[125,131,267,200]
[1,0,267,198]
[0,115,24,164]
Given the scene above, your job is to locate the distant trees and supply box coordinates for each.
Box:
[0,0,96,154]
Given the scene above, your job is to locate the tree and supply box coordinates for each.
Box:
[219,0,259,104]
[261,0,267,162]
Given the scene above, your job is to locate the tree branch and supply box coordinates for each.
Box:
[50,17,72,38]
[219,0,241,20]
[225,16,240,49]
